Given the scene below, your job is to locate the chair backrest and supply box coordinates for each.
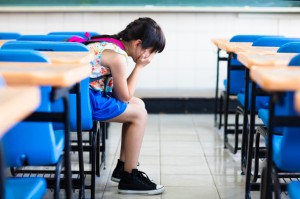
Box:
[277,42,300,53]
[288,53,300,67]
[0,49,50,62]
[0,32,21,40]
[0,50,62,166]
[48,31,99,38]
[252,37,300,47]
[2,41,89,52]
[272,55,300,171]
[229,35,281,42]
[52,77,93,131]
[17,34,83,42]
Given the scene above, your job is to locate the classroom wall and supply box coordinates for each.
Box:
[1,11,300,98]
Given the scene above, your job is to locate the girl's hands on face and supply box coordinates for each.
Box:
[136,51,156,68]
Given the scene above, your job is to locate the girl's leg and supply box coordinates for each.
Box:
[106,97,147,172]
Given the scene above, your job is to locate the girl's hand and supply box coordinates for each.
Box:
[136,52,155,68]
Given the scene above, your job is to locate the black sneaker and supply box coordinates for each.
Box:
[118,169,165,195]
[111,159,142,182]
[111,159,124,182]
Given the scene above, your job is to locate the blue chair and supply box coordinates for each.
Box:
[48,31,99,38]
[0,49,49,62]
[4,178,47,199]
[221,35,276,152]
[0,32,21,40]
[252,37,300,47]
[0,49,67,198]
[0,76,47,199]
[16,34,83,42]
[277,42,300,53]
[258,54,300,198]
[51,76,102,199]
[288,181,300,199]
[2,42,103,199]
[2,41,89,52]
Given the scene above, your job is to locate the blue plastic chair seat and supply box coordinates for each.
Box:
[288,181,300,199]
[5,178,46,199]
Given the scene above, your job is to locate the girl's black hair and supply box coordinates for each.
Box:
[87,17,165,53]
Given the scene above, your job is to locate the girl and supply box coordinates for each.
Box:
[86,17,166,195]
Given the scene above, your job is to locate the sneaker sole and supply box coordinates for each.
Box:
[118,187,165,195]
[111,177,120,183]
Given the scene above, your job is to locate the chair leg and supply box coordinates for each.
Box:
[54,156,63,199]
[96,121,101,177]
[218,92,224,130]
[90,126,97,199]
[224,91,230,148]
[101,122,106,168]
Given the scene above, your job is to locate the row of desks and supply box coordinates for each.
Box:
[212,38,300,110]
[0,46,93,198]
[212,37,300,199]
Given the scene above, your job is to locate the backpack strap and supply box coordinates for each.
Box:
[68,33,125,50]
[89,74,111,83]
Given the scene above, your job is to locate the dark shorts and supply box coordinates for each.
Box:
[89,89,127,121]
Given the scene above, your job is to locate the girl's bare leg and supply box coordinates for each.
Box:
[106,97,147,172]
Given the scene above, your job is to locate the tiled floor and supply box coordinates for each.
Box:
[93,114,257,199]
[45,114,266,198]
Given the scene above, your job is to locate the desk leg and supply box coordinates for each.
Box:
[245,80,257,199]
[0,142,4,199]
[261,95,275,199]
[63,95,72,199]
[214,49,221,126]
[75,83,85,198]
[224,52,232,148]
[214,49,228,128]
[241,68,249,174]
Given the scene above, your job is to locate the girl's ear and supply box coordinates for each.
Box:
[133,39,142,48]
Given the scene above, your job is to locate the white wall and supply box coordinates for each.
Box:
[1,10,300,98]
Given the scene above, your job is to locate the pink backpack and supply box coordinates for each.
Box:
[68,32,125,50]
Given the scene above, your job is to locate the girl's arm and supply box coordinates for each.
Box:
[101,50,154,102]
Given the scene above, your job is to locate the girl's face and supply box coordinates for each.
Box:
[130,40,153,62]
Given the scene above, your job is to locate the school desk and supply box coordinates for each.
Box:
[211,38,229,49]
[218,41,253,53]
[249,66,300,198]
[0,61,91,198]
[42,51,94,64]
[0,62,90,86]
[250,66,300,91]
[231,50,296,194]
[0,86,40,138]
[211,38,230,127]
[233,45,280,55]
[217,41,253,150]
[0,86,40,198]
[237,52,297,68]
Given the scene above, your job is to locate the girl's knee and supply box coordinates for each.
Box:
[134,105,148,122]
[129,97,145,108]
